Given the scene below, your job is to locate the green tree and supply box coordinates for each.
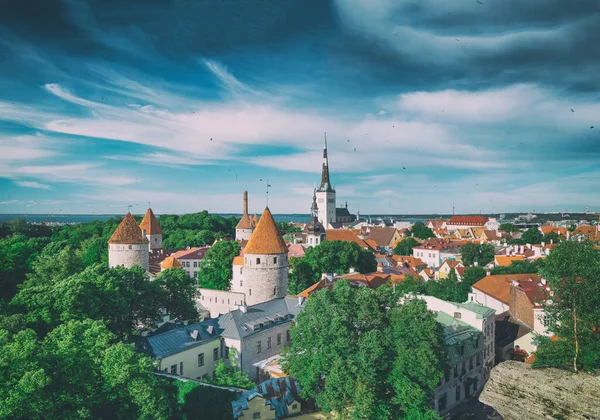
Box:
[394,237,420,256]
[80,236,109,267]
[282,282,445,419]
[179,382,235,420]
[408,222,435,240]
[26,245,85,287]
[533,241,600,372]
[0,320,177,419]
[460,243,495,267]
[543,231,560,244]
[490,259,545,275]
[205,348,254,390]
[276,221,302,234]
[461,266,487,287]
[521,227,543,245]
[197,240,241,290]
[156,268,199,322]
[499,223,519,233]
[288,257,318,295]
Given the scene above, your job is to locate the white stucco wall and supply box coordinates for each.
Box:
[230,263,244,293]
[157,338,221,379]
[470,288,509,315]
[236,228,253,241]
[236,322,293,380]
[196,289,246,318]
[108,243,149,270]
[316,191,336,227]
[413,248,441,268]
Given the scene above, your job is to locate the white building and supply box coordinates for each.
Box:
[108,212,150,271]
[171,247,210,281]
[315,135,336,229]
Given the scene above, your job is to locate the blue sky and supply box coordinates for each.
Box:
[1,0,599,215]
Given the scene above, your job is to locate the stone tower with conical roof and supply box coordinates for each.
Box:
[139,207,163,250]
[242,207,289,306]
[236,191,254,241]
[315,133,336,228]
[304,190,326,247]
[108,213,150,270]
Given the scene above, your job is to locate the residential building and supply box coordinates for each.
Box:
[412,239,463,268]
[365,226,402,252]
[136,318,222,380]
[171,247,210,281]
[325,229,373,251]
[139,207,163,250]
[160,256,182,271]
[108,212,150,270]
[296,191,326,247]
[218,297,304,380]
[438,259,464,279]
[315,136,336,228]
[494,255,524,267]
[232,377,303,419]
[446,216,489,232]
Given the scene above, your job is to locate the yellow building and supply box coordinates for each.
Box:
[140,318,222,379]
[438,259,464,280]
[233,377,303,419]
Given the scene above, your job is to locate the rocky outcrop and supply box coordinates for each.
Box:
[479,361,600,420]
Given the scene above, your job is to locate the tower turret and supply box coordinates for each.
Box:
[236,191,254,241]
[108,213,150,270]
[139,207,162,250]
[242,207,289,306]
[315,133,336,228]
[304,190,326,247]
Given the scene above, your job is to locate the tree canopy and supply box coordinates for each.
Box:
[394,237,420,256]
[499,223,520,233]
[283,281,445,419]
[490,259,545,275]
[460,243,495,267]
[197,240,241,291]
[532,241,600,372]
[408,222,435,240]
[288,240,376,295]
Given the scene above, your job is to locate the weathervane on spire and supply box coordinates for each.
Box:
[260,178,272,207]
[127,205,132,214]
[148,201,151,208]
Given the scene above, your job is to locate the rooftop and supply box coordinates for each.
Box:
[139,318,221,358]
[160,256,182,269]
[171,247,210,260]
[108,213,149,245]
[326,229,372,250]
[472,274,543,305]
[139,207,162,235]
[456,301,496,319]
[244,207,289,255]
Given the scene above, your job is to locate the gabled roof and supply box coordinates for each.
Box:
[139,208,162,235]
[472,274,542,304]
[495,255,525,267]
[141,318,221,358]
[244,207,288,255]
[232,256,244,266]
[297,279,331,298]
[366,227,398,247]
[160,256,182,269]
[326,229,372,250]
[170,247,209,260]
[447,215,488,226]
[441,259,462,270]
[108,213,149,244]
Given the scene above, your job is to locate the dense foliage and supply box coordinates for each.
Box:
[459,243,495,267]
[204,349,255,390]
[288,240,376,295]
[393,237,420,256]
[532,241,600,372]
[282,281,446,419]
[159,211,237,249]
[490,259,545,275]
[499,223,520,233]
[177,381,236,420]
[407,222,435,240]
[197,240,241,290]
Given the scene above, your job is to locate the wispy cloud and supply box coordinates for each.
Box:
[203,59,263,97]
[14,181,51,190]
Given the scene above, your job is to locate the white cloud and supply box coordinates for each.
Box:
[203,59,263,97]
[14,181,51,190]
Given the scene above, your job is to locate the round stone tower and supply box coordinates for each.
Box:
[108,213,150,270]
[242,207,289,306]
[139,207,163,251]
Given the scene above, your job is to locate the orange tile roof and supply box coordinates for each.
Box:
[297,279,331,298]
[443,259,462,269]
[472,273,542,304]
[495,255,525,267]
[236,213,253,229]
[232,256,244,266]
[170,247,209,260]
[365,239,379,250]
[160,256,182,269]
[447,215,488,226]
[391,255,426,269]
[108,213,149,244]
[573,225,599,240]
[326,229,371,250]
[421,267,435,278]
[244,207,288,255]
[540,226,567,236]
[139,208,162,235]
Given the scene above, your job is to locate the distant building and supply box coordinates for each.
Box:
[170,247,210,281]
[160,256,182,271]
[335,202,356,224]
[303,191,326,247]
[446,216,489,232]
[232,377,303,419]
[108,213,150,270]
[139,207,163,250]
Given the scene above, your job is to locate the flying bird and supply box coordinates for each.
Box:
[571,108,575,113]
[476,0,483,4]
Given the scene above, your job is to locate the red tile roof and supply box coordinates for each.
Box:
[171,247,210,260]
[326,229,372,250]
[160,256,182,269]
[108,213,149,245]
[447,215,488,226]
[244,207,288,255]
[139,208,162,235]
[472,274,543,305]
[495,255,525,267]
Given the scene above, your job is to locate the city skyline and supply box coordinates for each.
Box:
[1,0,600,214]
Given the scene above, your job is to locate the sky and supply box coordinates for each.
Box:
[1,0,599,215]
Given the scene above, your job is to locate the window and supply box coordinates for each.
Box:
[224,346,229,358]
[240,280,243,287]
[274,257,278,264]
[454,312,462,319]
[194,272,198,279]
[171,365,177,375]
[249,289,251,296]
[213,348,219,361]
[256,258,261,264]
[277,333,282,345]
[455,385,461,401]
[273,287,277,296]
[292,404,298,410]
[438,394,447,411]
[128,245,132,250]
[267,337,272,349]
[180,362,184,376]
[198,353,205,366]
[257,341,261,353]
[193,262,198,268]
[469,356,473,370]
[453,366,458,378]
[444,369,449,383]
[286,330,290,341]
[253,413,261,419]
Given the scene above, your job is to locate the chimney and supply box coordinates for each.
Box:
[298,296,305,306]
[239,304,247,313]
[505,248,509,256]
[349,267,356,273]
[519,245,524,254]
[243,191,248,215]
[550,239,553,245]
[377,262,384,273]
[142,229,147,237]
[541,241,545,247]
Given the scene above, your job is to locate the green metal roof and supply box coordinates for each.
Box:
[436,312,485,366]
[455,301,495,319]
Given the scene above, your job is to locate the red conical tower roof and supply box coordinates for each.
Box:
[108,213,149,244]
[244,207,288,255]
[139,208,162,235]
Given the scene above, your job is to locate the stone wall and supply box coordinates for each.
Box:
[147,234,162,250]
[243,253,288,306]
[108,243,149,270]
[480,361,600,420]
[236,228,253,241]
[509,285,534,328]
[196,289,246,318]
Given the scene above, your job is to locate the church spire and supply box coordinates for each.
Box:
[318,132,335,193]
[311,189,318,217]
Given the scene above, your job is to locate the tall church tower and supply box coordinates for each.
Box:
[139,207,162,251]
[242,207,289,306]
[315,134,336,228]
